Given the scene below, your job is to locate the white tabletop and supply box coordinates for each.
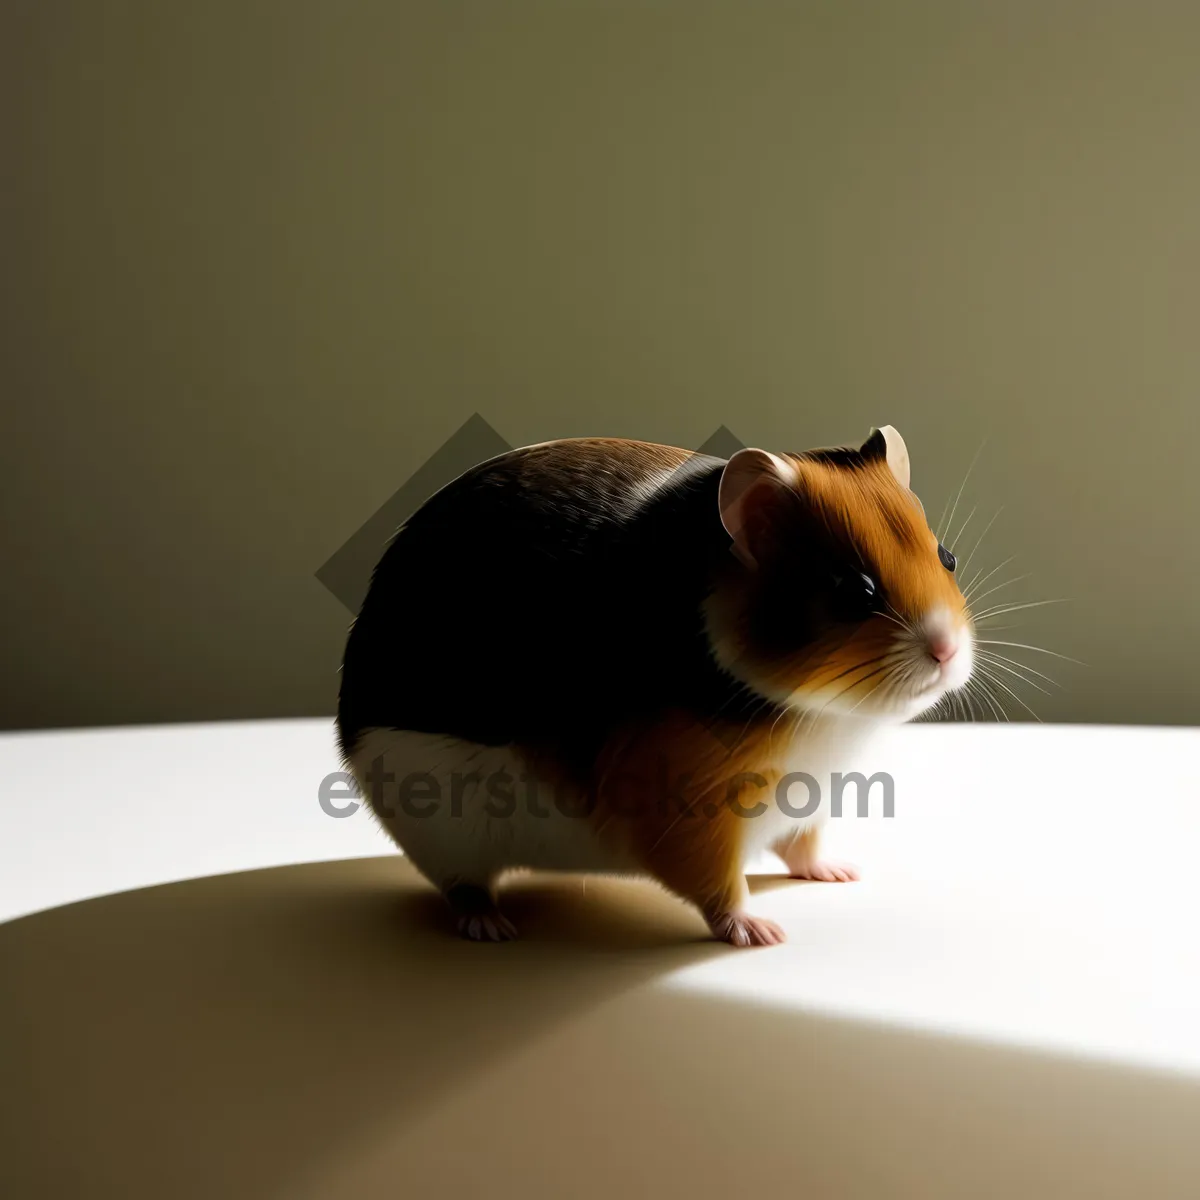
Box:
[5,717,1200,1198]
[4,716,1199,1076]
[0,718,391,924]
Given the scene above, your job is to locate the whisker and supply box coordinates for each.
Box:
[798,657,902,729]
[839,661,895,703]
[844,675,890,716]
[962,554,1017,602]
[969,675,1009,722]
[874,609,912,633]
[966,572,1031,609]
[964,676,1003,720]
[932,690,958,723]
[765,706,791,744]
[813,652,892,690]
[975,648,1059,688]
[937,436,988,544]
[947,504,978,556]
[710,690,776,754]
[883,597,919,637]
[786,660,898,730]
[976,639,1084,665]
[975,662,1042,722]
[974,653,1051,696]
[957,506,1004,576]
[916,690,949,723]
[972,598,1069,622]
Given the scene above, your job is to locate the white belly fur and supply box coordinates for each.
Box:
[347,728,637,890]
[348,717,886,892]
[739,714,887,859]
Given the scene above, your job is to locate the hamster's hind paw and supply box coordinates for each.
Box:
[456,911,519,942]
[708,912,786,948]
[445,882,519,942]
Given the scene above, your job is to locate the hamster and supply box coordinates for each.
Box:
[336,427,974,946]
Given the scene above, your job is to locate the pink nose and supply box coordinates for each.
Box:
[930,637,958,665]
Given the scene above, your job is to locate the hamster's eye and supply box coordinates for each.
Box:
[832,570,880,618]
[938,544,957,572]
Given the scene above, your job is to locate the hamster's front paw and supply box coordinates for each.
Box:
[787,859,860,883]
[708,911,786,948]
[775,829,860,883]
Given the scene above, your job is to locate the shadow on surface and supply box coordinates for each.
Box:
[6,859,1200,1198]
[337,984,1200,1200]
[0,856,717,1199]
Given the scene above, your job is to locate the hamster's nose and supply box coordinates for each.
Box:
[930,636,958,665]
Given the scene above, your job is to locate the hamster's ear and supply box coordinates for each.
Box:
[861,425,910,489]
[718,449,797,568]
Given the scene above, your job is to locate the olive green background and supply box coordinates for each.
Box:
[3,1,1197,730]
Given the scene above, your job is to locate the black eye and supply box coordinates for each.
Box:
[938,544,956,572]
[832,570,879,618]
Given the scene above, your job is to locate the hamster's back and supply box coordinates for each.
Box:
[337,438,729,762]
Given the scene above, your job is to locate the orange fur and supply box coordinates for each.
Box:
[581,712,793,920]
[708,453,969,713]
[583,445,972,926]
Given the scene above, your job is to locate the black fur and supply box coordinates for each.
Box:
[336,445,761,779]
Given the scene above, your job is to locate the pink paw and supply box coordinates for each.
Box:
[456,912,519,942]
[708,912,787,948]
[789,859,860,883]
